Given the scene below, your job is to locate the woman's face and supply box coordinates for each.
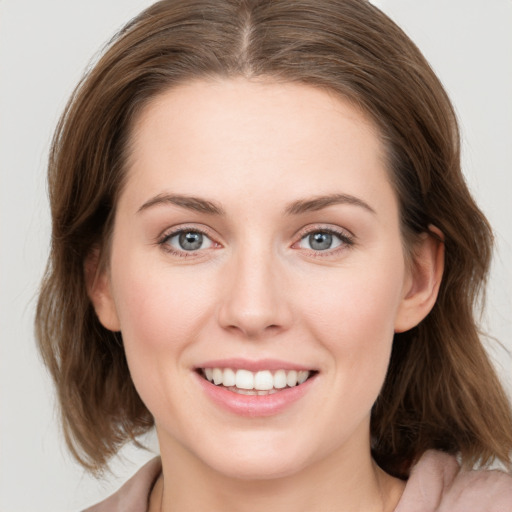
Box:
[96,78,425,480]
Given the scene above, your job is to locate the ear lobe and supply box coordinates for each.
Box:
[394,226,445,333]
[84,247,121,332]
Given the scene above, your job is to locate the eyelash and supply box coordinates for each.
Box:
[157,225,217,258]
[294,226,355,257]
[157,225,355,258]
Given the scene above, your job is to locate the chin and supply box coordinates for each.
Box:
[197,434,314,481]
[210,455,306,481]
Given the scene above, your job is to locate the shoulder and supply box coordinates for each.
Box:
[395,450,512,512]
[82,458,162,512]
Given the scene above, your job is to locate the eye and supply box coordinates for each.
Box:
[161,229,214,253]
[296,229,353,252]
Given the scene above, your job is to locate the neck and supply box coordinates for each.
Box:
[153,430,404,512]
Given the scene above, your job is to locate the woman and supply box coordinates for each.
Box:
[36,0,512,510]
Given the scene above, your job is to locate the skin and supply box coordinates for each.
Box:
[90,78,443,512]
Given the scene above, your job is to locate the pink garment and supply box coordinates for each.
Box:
[84,451,512,511]
[395,450,512,512]
[83,458,161,512]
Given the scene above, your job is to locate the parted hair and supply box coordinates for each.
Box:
[36,0,512,476]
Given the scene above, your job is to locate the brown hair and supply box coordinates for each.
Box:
[36,0,512,476]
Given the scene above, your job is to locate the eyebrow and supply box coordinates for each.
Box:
[285,193,376,215]
[137,193,225,215]
[137,192,375,217]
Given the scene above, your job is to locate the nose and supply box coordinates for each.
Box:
[217,246,292,339]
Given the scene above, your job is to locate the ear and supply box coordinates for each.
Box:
[394,226,445,333]
[84,247,121,332]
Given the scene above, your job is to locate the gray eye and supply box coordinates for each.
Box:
[165,230,213,252]
[308,232,333,251]
[297,230,344,252]
[179,231,204,251]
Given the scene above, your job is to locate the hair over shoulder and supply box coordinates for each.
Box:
[36,0,512,476]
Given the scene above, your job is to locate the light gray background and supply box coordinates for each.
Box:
[1,1,511,510]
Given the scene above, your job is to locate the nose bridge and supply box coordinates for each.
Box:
[217,239,290,338]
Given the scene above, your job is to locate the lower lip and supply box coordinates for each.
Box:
[194,371,317,417]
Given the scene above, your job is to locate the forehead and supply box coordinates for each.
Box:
[122,78,394,215]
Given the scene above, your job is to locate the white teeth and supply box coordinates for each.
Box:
[212,368,223,385]
[235,369,254,390]
[298,370,309,384]
[223,368,236,387]
[201,367,313,391]
[286,370,298,387]
[273,369,287,389]
[254,370,273,390]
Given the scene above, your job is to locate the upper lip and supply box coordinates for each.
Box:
[195,358,316,372]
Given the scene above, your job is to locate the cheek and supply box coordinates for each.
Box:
[109,259,217,418]
[111,256,211,348]
[108,251,217,399]
[301,257,405,387]
[299,268,403,446]
[305,264,403,335]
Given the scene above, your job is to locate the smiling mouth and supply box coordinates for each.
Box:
[198,368,317,395]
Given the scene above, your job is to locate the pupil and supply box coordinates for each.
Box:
[310,232,332,251]
[179,231,203,250]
